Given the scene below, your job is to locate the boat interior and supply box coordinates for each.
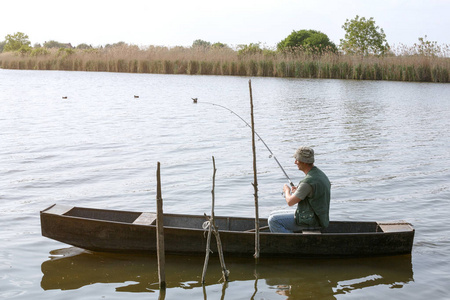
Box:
[52,206,409,234]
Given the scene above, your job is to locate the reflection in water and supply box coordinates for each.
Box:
[41,247,413,298]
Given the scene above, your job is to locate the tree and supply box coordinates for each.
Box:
[211,42,229,49]
[30,47,50,57]
[340,15,389,56]
[105,41,128,49]
[192,39,211,48]
[0,40,6,53]
[237,43,263,56]
[277,29,337,53]
[76,43,93,50]
[44,40,72,48]
[3,32,31,52]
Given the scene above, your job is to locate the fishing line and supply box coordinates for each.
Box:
[197,100,294,187]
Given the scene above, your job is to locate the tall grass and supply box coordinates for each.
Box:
[1,45,449,83]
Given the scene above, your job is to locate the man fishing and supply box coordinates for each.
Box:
[268,146,331,233]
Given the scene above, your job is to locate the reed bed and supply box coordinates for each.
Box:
[1,45,449,83]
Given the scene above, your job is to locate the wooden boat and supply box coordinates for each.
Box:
[40,204,414,257]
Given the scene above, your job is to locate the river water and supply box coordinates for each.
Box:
[1,69,449,299]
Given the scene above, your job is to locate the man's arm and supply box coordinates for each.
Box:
[283,183,312,206]
[283,184,300,206]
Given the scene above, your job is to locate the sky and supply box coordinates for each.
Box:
[1,0,449,49]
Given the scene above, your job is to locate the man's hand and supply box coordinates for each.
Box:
[284,184,297,195]
[283,184,293,195]
[284,184,301,206]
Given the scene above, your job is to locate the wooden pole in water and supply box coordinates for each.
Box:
[249,79,260,259]
[201,218,213,284]
[201,156,215,283]
[214,226,229,282]
[156,162,166,290]
[202,156,229,283]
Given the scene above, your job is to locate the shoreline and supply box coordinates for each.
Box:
[1,47,449,83]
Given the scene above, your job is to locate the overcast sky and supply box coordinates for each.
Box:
[1,0,449,48]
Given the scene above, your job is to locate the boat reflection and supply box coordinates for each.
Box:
[41,247,413,298]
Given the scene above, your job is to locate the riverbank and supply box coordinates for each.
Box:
[1,46,449,83]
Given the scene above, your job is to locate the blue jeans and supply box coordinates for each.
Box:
[268,210,320,233]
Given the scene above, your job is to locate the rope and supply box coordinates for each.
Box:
[202,220,211,231]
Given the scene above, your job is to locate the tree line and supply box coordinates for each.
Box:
[1,16,449,83]
[1,16,446,57]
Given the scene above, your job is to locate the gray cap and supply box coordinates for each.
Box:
[293,146,315,163]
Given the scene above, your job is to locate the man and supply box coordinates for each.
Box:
[268,146,331,233]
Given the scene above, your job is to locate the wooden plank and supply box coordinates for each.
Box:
[302,230,322,235]
[378,222,414,233]
[245,226,270,232]
[43,204,73,216]
[133,212,157,225]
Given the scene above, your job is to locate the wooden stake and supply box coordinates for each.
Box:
[204,214,229,282]
[201,216,213,283]
[202,156,229,283]
[158,288,166,300]
[249,79,260,259]
[156,162,166,290]
[213,222,229,282]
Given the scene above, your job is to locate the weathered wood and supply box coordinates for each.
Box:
[133,212,157,225]
[201,156,216,283]
[204,215,229,282]
[158,288,166,300]
[40,205,415,257]
[249,79,260,259]
[43,204,72,215]
[156,162,166,290]
[245,226,270,232]
[202,156,229,283]
[202,156,216,284]
[302,230,322,235]
[378,222,414,233]
[201,217,213,283]
[213,222,229,282]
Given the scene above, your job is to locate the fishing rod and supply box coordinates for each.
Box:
[197,100,295,187]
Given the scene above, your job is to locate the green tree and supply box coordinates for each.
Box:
[3,32,31,52]
[76,43,93,50]
[30,47,50,57]
[237,43,263,56]
[277,29,337,53]
[44,40,71,48]
[340,15,389,56]
[0,40,6,52]
[211,42,228,49]
[192,39,211,48]
[105,41,128,49]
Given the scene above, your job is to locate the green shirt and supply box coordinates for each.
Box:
[295,166,331,228]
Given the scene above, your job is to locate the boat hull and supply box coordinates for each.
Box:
[40,204,414,257]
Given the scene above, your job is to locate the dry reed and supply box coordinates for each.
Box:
[1,45,449,83]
